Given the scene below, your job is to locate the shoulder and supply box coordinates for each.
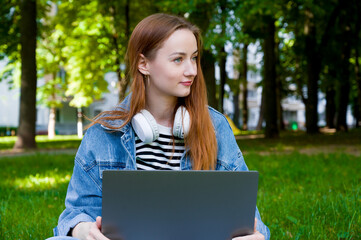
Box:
[83,123,129,147]
[207,106,233,134]
[76,123,127,165]
[84,123,116,140]
[207,106,248,171]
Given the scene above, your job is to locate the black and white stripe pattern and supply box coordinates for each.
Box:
[135,124,185,170]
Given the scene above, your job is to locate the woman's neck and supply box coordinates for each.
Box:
[145,94,177,127]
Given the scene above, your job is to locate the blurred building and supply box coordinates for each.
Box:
[35,72,120,135]
[0,61,120,135]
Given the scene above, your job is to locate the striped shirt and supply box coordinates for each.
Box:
[135,124,185,170]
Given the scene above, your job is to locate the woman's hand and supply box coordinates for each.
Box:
[232,218,265,240]
[72,216,110,240]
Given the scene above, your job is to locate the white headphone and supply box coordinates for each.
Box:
[131,106,190,143]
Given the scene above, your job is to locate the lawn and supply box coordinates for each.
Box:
[0,154,74,239]
[0,131,360,239]
[0,135,82,150]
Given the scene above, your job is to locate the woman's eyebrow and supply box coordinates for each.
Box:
[169,50,198,57]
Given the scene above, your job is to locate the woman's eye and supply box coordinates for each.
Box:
[192,56,198,61]
[174,57,182,63]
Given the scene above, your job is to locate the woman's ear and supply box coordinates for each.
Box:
[138,54,150,75]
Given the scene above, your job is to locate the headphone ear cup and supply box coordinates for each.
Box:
[131,110,159,143]
[173,106,190,138]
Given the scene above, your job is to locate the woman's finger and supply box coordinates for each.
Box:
[96,216,102,230]
[89,222,110,240]
[233,231,265,240]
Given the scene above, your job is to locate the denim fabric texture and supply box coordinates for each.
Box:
[53,95,270,240]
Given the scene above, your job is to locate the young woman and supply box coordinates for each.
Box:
[49,13,270,240]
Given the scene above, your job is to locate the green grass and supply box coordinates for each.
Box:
[245,152,360,239]
[0,135,82,150]
[0,154,74,239]
[0,131,360,239]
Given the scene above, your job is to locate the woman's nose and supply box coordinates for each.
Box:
[184,60,197,77]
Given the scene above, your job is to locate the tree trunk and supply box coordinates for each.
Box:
[202,50,218,109]
[109,3,130,102]
[276,89,285,130]
[14,0,37,149]
[275,37,284,131]
[256,87,265,131]
[77,108,83,138]
[277,95,285,131]
[263,17,279,138]
[336,19,352,131]
[219,46,227,113]
[233,48,241,128]
[233,86,240,128]
[189,2,217,110]
[355,1,361,128]
[325,86,336,128]
[48,107,56,139]
[354,97,360,128]
[118,0,131,101]
[304,8,320,134]
[242,43,248,130]
[125,0,130,43]
[356,48,361,128]
[48,73,57,139]
[218,0,227,113]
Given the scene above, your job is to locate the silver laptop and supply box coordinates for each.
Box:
[102,170,258,240]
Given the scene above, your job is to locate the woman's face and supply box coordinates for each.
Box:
[146,29,198,99]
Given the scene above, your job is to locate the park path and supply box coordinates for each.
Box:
[1,134,360,157]
[1,146,359,158]
[242,145,361,156]
[0,148,77,158]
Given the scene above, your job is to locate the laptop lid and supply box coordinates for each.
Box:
[102,170,258,240]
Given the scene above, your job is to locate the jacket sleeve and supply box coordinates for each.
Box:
[211,109,271,240]
[53,128,103,236]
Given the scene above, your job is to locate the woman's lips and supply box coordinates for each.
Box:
[180,81,192,86]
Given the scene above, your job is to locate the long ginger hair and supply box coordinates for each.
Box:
[91,13,217,170]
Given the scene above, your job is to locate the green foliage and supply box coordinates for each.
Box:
[1,0,360,133]
[52,1,113,107]
[36,23,68,108]
[0,0,20,85]
[0,0,19,62]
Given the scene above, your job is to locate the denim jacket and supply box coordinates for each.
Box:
[53,95,270,239]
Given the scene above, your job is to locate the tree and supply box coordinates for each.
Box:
[262,16,279,138]
[239,0,282,138]
[335,2,353,131]
[241,43,249,130]
[230,43,250,130]
[37,11,68,139]
[231,1,265,130]
[13,0,37,149]
[188,0,219,109]
[275,33,286,131]
[287,0,344,133]
[355,0,361,127]
[216,0,228,113]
